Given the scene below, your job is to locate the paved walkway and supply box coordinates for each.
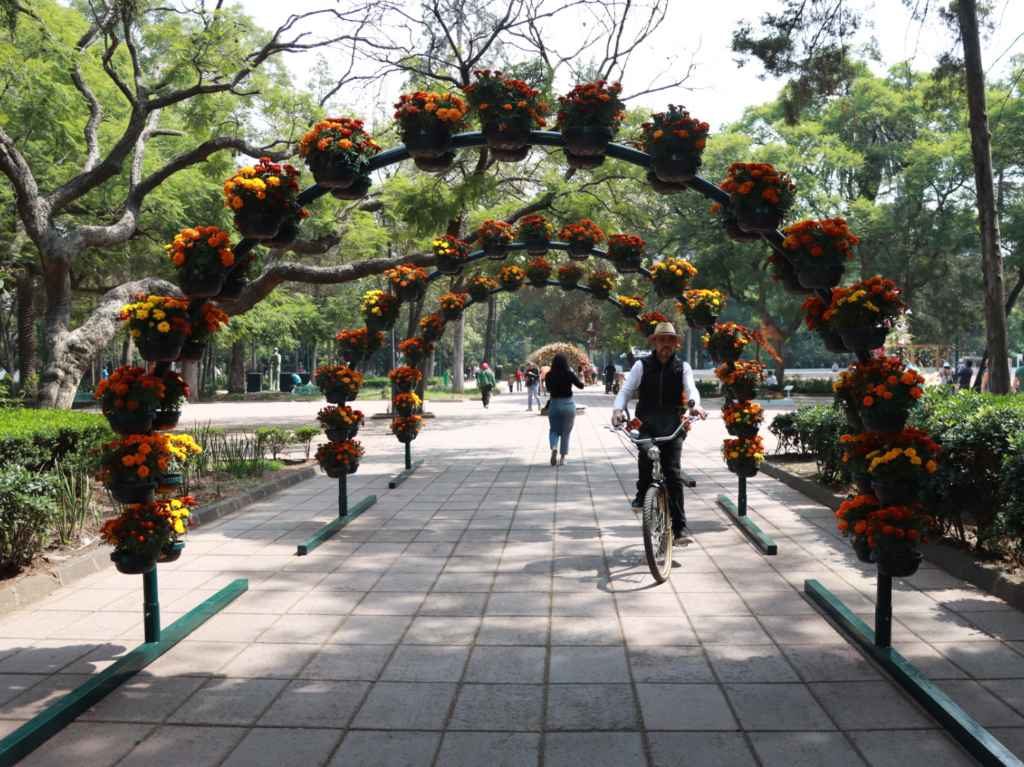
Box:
[2,388,1023,766]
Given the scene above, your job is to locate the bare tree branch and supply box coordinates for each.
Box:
[0,125,47,242]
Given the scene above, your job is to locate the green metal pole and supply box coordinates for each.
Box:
[143,567,160,643]
[405,441,412,470]
[339,470,348,517]
[737,475,747,517]
[875,572,893,648]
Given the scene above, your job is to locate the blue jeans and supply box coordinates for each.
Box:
[547,398,576,455]
[527,383,540,409]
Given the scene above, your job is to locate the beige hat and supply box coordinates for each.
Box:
[649,321,680,340]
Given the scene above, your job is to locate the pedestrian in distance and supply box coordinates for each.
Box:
[525,366,541,411]
[545,353,584,466]
[476,362,496,408]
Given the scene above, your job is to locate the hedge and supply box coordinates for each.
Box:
[0,409,113,472]
[770,388,1024,558]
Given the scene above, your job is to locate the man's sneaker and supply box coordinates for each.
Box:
[673,526,691,545]
[630,495,644,510]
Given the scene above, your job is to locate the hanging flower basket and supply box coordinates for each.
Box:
[233,209,284,241]
[498,265,526,292]
[138,332,187,363]
[108,481,157,505]
[607,233,645,274]
[556,262,584,290]
[152,410,181,432]
[105,410,155,436]
[483,241,508,260]
[398,337,434,366]
[684,307,717,329]
[265,217,301,249]
[432,235,469,274]
[876,543,922,578]
[467,276,499,302]
[818,328,848,354]
[586,270,616,299]
[111,549,157,575]
[782,218,858,289]
[567,239,594,259]
[402,122,454,159]
[797,262,844,290]
[218,269,248,300]
[852,535,875,563]
[722,400,763,439]
[315,365,363,403]
[718,162,795,234]
[178,338,205,361]
[642,106,709,183]
[299,117,379,190]
[646,171,688,195]
[360,289,400,332]
[330,175,372,200]
[839,325,889,353]
[515,215,555,256]
[336,327,385,368]
[414,152,457,173]
[679,289,725,330]
[526,257,553,286]
[224,157,305,239]
[726,457,759,477]
[389,366,423,393]
[617,295,644,318]
[650,257,698,299]
[860,408,909,433]
[319,405,363,442]
[179,273,225,300]
[157,540,185,563]
[477,219,514,260]
[723,435,765,477]
[316,439,363,477]
[392,415,423,443]
[557,80,623,160]
[466,69,546,155]
[419,313,446,341]
[392,391,422,417]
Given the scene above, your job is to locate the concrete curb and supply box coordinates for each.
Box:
[762,460,1024,612]
[0,464,318,615]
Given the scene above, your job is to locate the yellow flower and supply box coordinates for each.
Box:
[156,321,171,333]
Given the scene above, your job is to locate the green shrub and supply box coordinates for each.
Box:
[0,465,57,573]
[51,453,98,547]
[255,427,294,460]
[695,380,720,399]
[787,378,835,396]
[768,412,801,453]
[789,405,849,484]
[0,409,112,472]
[293,426,320,460]
[997,431,1024,564]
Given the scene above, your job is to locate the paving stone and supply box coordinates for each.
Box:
[931,640,1024,679]
[18,722,152,767]
[117,724,245,767]
[748,732,867,767]
[546,683,639,730]
[549,645,630,682]
[435,732,540,767]
[810,681,935,729]
[328,730,440,767]
[329,615,412,644]
[932,679,1024,726]
[485,592,550,616]
[168,677,287,725]
[381,645,470,682]
[543,732,647,767]
[258,679,370,727]
[80,675,206,723]
[464,646,546,683]
[476,616,550,645]
[705,644,800,683]
[351,681,457,729]
[449,683,544,730]
[847,729,977,766]
[222,727,343,767]
[550,616,623,645]
[628,646,715,683]
[300,644,394,680]
[637,684,737,730]
[780,642,883,682]
[648,732,758,767]
[219,642,318,678]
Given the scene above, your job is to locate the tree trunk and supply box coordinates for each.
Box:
[182,359,200,402]
[15,267,36,395]
[451,314,465,394]
[229,340,246,393]
[959,0,1010,393]
[483,294,497,365]
[37,253,81,409]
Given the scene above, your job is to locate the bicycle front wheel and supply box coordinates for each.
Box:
[642,484,673,583]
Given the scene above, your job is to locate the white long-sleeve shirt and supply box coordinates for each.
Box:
[613,357,700,413]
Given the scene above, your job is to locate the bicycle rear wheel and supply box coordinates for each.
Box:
[642,484,673,582]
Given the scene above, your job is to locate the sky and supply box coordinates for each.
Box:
[235,0,1024,128]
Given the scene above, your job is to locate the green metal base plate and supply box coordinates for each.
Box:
[388,459,424,489]
[716,494,778,555]
[296,495,377,556]
[805,579,1023,767]
[0,578,248,766]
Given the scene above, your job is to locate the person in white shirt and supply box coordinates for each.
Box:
[612,322,705,537]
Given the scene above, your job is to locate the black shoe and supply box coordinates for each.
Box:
[673,526,690,543]
[631,495,644,510]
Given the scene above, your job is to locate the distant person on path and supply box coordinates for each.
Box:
[507,373,515,393]
[939,362,954,387]
[476,363,496,408]
[545,353,584,466]
[515,367,524,392]
[956,359,973,390]
[612,322,706,539]
[525,365,541,411]
[604,361,617,394]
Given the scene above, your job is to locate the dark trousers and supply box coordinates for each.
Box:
[636,434,685,531]
[481,385,492,407]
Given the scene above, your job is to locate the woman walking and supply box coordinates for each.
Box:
[544,353,584,466]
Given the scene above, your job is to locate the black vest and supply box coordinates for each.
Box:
[636,354,685,437]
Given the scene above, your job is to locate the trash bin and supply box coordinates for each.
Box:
[246,372,262,393]
[280,373,295,393]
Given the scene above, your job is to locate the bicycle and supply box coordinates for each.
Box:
[612,406,701,583]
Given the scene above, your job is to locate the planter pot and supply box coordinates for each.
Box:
[441,307,464,322]
[158,541,185,564]
[871,478,917,507]
[839,325,889,353]
[726,458,759,478]
[158,471,183,490]
[394,380,416,393]
[106,409,155,436]
[527,275,550,288]
[852,535,875,563]
[654,282,685,300]
[152,410,181,431]
[364,314,397,333]
[817,328,848,354]
[709,346,743,365]
[398,283,426,303]
[308,153,358,190]
[483,121,531,152]
[796,262,844,290]
[877,543,923,578]
[651,152,700,184]
[265,218,300,248]
[468,287,492,303]
[646,171,688,195]
[724,218,763,243]
[217,274,247,300]
[395,430,420,444]
[402,123,453,159]
[414,152,456,173]
[490,145,530,162]
[330,175,371,200]
[521,237,550,256]
[725,381,758,402]
[860,407,908,433]
[180,272,225,299]
[854,473,874,495]
[179,339,206,362]
[325,387,358,405]
[567,239,594,259]
[565,152,604,169]
[393,403,417,417]
[234,210,283,241]
[589,288,611,300]
[111,550,157,575]
[614,256,643,274]
[483,241,508,260]
[137,332,186,363]
[684,307,717,329]
[500,280,523,293]
[435,255,466,275]
[558,280,579,291]
[323,462,358,478]
[735,208,783,235]
[325,425,360,442]
[562,124,612,157]
[108,481,157,505]
[725,422,759,439]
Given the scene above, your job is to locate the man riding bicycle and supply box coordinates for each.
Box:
[612,322,705,539]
